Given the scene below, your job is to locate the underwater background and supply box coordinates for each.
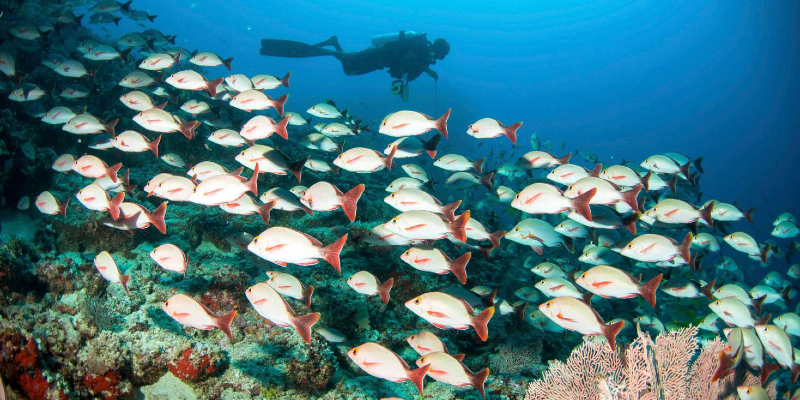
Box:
[0,0,799,399]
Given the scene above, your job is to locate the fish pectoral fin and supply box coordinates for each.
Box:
[557,312,576,322]
[592,281,612,288]
[432,323,448,330]
[427,311,449,318]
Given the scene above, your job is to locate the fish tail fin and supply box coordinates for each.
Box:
[589,163,602,177]
[471,306,495,341]
[384,144,397,170]
[154,101,168,110]
[441,200,461,223]
[246,164,259,195]
[744,208,755,223]
[622,213,639,235]
[119,274,130,296]
[571,187,596,221]
[694,156,704,173]
[378,277,394,305]
[120,0,133,12]
[149,134,162,158]
[58,198,70,217]
[271,93,288,117]
[504,122,522,145]
[178,120,200,140]
[449,211,471,243]
[303,285,314,309]
[280,71,291,88]
[641,169,652,192]
[479,244,493,260]
[107,163,123,183]
[449,252,471,284]
[105,118,119,137]
[602,320,625,351]
[147,13,157,23]
[341,184,365,222]
[407,364,431,396]
[206,77,224,97]
[215,310,237,341]
[274,116,290,140]
[760,243,771,264]
[149,202,168,234]
[679,233,693,266]
[622,184,642,212]
[301,204,314,216]
[470,368,491,400]
[473,157,485,175]
[424,133,442,159]
[563,236,575,254]
[756,313,772,326]
[667,175,678,194]
[488,230,505,249]
[322,234,348,274]
[109,192,125,220]
[436,108,451,138]
[482,289,498,308]
[792,363,800,384]
[513,302,528,321]
[639,274,663,308]
[761,362,780,385]
[292,312,320,344]
[557,153,572,165]
[222,57,234,71]
[480,171,495,191]
[123,168,131,186]
[257,200,275,225]
[679,161,691,180]
[700,279,715,300]
[288,156,308,183]
[781,286,791,303]
[711,351,734,382]
[753,295,766,316]
[700,201,714,227]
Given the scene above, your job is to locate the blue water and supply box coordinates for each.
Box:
[104,0,800,242]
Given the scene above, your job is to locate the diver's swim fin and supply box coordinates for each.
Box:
[313,35,343,52]
[260,38,337,58]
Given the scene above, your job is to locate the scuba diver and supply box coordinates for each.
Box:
[260,31,450,101]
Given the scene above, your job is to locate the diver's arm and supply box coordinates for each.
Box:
[424,67,438,81]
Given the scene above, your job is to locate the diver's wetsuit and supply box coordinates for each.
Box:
[260,32,440,83]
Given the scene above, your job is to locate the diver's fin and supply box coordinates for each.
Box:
[260,38,337,58]
[313,35,343,52]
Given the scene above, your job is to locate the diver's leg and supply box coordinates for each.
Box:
[260,38,336,58]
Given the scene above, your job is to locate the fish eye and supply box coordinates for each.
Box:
[390,194,395,198]
[546,302,552,308]
[410,335,416,339]
[745,389,751,394]
[352,349,358,355]
[254,237,259,244]
[164,301,169,306]
[627,244,633,249]
[515,228,520,232]
[414,298,420,305]
[392,219,397,224]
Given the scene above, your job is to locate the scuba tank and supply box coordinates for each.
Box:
[371,30,419,47]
